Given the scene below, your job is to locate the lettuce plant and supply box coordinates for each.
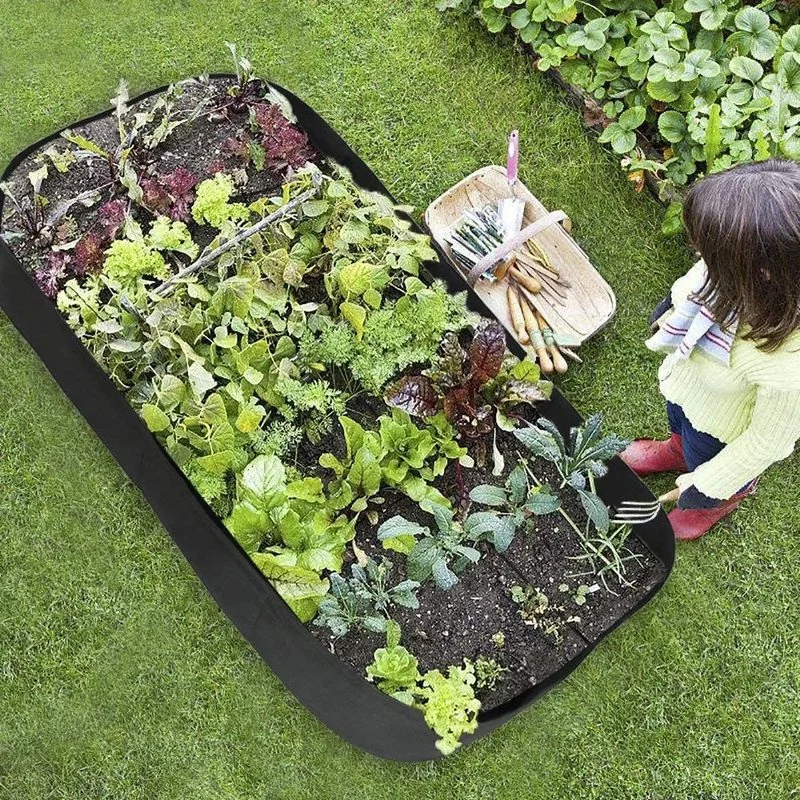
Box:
[319,411,462,517]
[223,454,354,619]
[365,621,481,754]
[191,172,250,229]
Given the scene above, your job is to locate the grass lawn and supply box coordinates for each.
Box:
[1,1,798,797]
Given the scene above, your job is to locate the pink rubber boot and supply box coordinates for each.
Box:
[669,486,756,541]
[619,433,687,476]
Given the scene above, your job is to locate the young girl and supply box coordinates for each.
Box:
[621,159,800,541]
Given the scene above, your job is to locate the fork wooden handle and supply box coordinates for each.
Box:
[658,488,681,504]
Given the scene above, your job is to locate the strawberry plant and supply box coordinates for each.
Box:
[439,1,800,230]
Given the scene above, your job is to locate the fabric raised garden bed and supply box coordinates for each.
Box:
[0,67,675,761]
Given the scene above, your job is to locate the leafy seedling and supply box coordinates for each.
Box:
[314,557,420,638]
[509,584,579,644]
[377,504,483,591]
[472,656,509,691]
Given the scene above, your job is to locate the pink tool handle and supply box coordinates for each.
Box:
[506,130,519,185]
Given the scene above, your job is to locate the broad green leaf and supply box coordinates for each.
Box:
[240,454,286,511]
[658,110,688,142]
[340,301,367,339]
[431,558,459,590]
[340,416,366,460]
[225,502,267,553]
[235,404,265,433]
[506,464,528,506]
[619,105,646,130]
[348,447,382,496]
[579,490,610,534]
[141,403,170,433]
[187,361,217,398]
[407,539,440,582]
[525,489,562,515]
[157,374,185,411]
[733,7,778,62]
[510,8,530,29]
[251,552,329,622]
[468,484,508,507]
[285,477,325,502]
[301,199,329,218]
[729,56,764,84]
[339,219,370,244]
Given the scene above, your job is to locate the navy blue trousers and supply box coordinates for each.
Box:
[666,402,751,509]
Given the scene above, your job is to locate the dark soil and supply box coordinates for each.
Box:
[309,418,667,714]
[1,77,284,276]
[1,76,669,719]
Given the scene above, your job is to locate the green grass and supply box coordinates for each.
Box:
[1,2,798,797]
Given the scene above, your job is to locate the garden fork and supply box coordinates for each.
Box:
[610,488,680,526]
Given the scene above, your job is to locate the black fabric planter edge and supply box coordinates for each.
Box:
[0,74,675,761]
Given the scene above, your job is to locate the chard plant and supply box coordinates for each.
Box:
[223,453,354,620]
[313,557,420,638]
[386,322,552,448]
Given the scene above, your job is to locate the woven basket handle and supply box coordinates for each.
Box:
[466,210,567,286]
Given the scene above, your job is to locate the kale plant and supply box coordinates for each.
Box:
[313,557,420,638]
[466,463,561,552]
[377,503,490,591]
[513,413,628,535]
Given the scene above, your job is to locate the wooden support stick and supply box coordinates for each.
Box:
[154,172,323,297]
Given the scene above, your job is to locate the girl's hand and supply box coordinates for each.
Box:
[674,473,693,496]
[674,473,723,510]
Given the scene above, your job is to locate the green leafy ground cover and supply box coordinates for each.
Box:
[1,1,799,797]
[440,0,800,232]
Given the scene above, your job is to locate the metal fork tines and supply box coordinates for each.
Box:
[610,488,680,526]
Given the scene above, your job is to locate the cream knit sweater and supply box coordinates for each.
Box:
[648,261,800,500]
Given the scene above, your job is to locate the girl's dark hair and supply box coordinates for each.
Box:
[683,158,800,351]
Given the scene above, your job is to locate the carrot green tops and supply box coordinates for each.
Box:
[647,261,800,500]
